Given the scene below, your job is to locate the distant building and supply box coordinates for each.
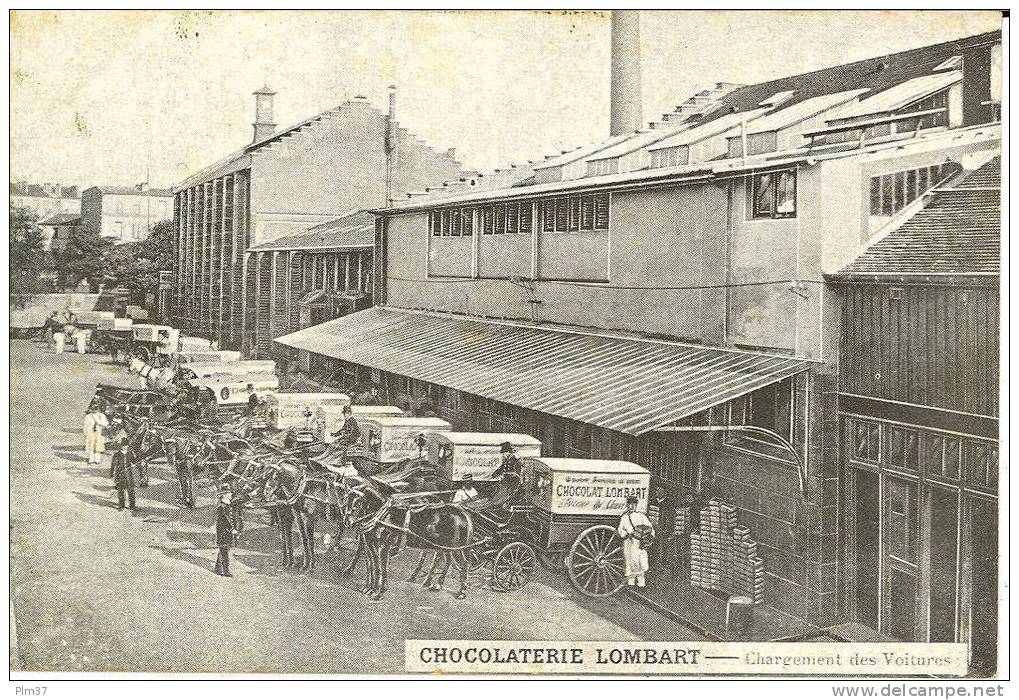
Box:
[241,210,375,357]
[10,182,80,220]
[79,185,174,243]
[171,86,464,354]
[37,213,81,252]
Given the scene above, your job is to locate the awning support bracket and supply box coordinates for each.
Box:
[652,424,807,499]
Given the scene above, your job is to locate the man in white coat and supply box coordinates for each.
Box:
[617,494,654,588]
[83,404,110,464]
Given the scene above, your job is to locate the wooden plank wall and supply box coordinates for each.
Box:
[839,284,998,417]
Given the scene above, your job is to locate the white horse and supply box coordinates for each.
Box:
[128,357,176,390]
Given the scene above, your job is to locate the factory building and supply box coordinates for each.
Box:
[171,87,463,352]
[277,26,1001,651]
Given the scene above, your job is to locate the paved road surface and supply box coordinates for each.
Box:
[10,339,703,673]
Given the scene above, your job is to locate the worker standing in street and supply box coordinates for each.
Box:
[110,435,139,512]
[617,495,654,588]
[74,327,88,354]
[213,485,240,577]
[83,403,109,465]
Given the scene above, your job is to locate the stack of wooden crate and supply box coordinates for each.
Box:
[689,499,765,605]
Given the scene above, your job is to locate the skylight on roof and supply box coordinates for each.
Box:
[759,90,795,107]
[932,55,963,72]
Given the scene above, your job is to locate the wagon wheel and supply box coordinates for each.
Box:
[490,542,536,592]
[566,525,626,598]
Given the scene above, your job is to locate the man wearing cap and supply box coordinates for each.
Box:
[110,434,139,512]
[491,442,523,480]
[214,486,241,577]
[452,474,479,504]
[617,495,654,588]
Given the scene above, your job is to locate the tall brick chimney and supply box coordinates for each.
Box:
[252,85,277,143]
[609,10,643,136]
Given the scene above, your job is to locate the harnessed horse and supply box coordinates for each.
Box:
[128,357,176,391]
[344,479,481,600]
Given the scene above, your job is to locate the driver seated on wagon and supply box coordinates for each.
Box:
[460,470,524,521]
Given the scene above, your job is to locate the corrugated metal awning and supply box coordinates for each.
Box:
[275,307,815,436]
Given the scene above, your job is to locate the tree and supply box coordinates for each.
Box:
[55,221,113,292]
[99,219,174,303]
[10,204,53,296]
[137,218,175,272]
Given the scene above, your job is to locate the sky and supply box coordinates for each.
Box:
[10,10,1002,190]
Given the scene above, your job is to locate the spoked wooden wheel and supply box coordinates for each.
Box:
[490,542,536,592]
[567,525,627,598]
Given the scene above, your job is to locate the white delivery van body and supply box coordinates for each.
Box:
[360,416,452,463]
[317,404,405,442]
[521,457,651,516]
[76,310,115,327]
[427,432,542,483]
[265,392,350,430]
[177,359,276,381]
[191,372,280,406]
[96,317,134,331]
[174,349,243,365]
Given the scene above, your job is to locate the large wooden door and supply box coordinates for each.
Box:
[881,476,921,641]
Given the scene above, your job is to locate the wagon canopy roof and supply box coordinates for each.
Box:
[431,432,542,446]
[363,416,451,427]
[274,307,815,437]
[524,457,649,475]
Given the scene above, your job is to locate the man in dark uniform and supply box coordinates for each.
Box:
[245,383,259,415]
[110,435,138,512]
[491,442,523,480]
[330,405,361,448]
[214,485,241,577]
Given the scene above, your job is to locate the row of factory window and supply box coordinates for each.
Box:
[819,90,952,147]
[429,193,611,237]
[869,161,962,217]
[848,418,998,492]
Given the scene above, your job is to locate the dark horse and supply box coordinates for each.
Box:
[345,480,479,600]
[229,456,319,570]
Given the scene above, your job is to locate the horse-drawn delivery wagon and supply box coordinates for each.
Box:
[177,359,277,382]
[264,392,350,431]
[358,416,453,464]
[316,404,405,443]
[425,432,541,483]
[89,316,134,362]
[350,453,651,600]
[131,324,179,364]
